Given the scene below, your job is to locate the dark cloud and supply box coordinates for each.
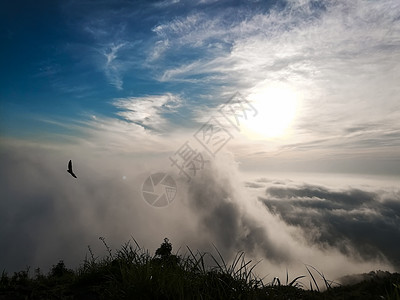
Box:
[260,184,400,270]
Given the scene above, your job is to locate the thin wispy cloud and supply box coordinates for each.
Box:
[153,0,180,8]
[146,0,400,170]
[103,43,126,90]
[113,93,183,131]
[59,0,399,162]
[73,9,143,91]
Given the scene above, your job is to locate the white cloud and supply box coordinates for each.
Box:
[113,93,183,130]
[102,42,128,90]
[1,138,396,280]
[59,0,400,174]
[153,0,180,8]
[148,0,400,170]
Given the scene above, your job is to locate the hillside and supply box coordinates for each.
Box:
[1,238,399,299]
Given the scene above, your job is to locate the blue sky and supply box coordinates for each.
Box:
[0,0,277,136]
[1,0,400,279]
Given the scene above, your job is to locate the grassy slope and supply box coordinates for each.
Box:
[1,238,399,299]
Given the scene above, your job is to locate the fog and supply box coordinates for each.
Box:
[1,139,398,285]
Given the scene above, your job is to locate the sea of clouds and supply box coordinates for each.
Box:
[1,140,398,286]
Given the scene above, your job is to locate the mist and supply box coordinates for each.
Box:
[1,138,397,284]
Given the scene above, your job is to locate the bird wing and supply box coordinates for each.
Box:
[67,160,77,178]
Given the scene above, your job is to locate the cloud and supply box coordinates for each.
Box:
[147,0,400,171]
[0,137,396,283]
[58,0,400,175]
[113,93,183,131]
[103,43,127,90]
[65,5,145,91]
[181,154,292,264]
[0,137,192,273]
[91,40,142,90]
[260,183,400,269]
[153,0,180,8]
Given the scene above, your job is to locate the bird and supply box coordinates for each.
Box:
[67,160,77,178]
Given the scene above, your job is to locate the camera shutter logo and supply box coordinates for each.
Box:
[141,172,177,207]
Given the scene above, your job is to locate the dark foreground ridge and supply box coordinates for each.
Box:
[1,238,399,299]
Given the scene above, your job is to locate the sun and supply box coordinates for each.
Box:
[241,85,299,139]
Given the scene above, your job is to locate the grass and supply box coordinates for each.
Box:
[1,237,399,299]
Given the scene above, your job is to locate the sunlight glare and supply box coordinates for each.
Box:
[242,85,299,139]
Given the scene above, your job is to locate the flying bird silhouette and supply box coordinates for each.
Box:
[67,160,77,178]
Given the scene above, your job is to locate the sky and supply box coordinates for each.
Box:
[1,0,400,284]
